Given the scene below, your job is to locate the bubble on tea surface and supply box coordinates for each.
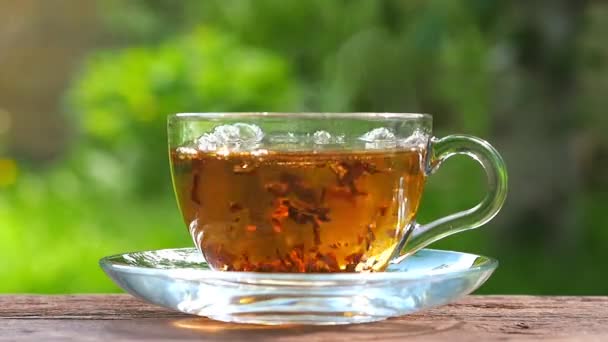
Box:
[359,127,397,149]
[213,123,264,143]
[399,129,429,148]
[196,123,264,151]
[175,146,199,159]
[359,127,396,142]
[312,130,332,145]
[196,133,219,151]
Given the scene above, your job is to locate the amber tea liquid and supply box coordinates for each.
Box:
[171,148,426,272]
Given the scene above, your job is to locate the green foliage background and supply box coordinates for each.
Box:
[1,0,607,294]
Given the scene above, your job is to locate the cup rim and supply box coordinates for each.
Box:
[169,112,432,121]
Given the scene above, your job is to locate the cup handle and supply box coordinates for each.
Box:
[396,135,508,260]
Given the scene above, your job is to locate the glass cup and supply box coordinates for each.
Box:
[168,113,507,273]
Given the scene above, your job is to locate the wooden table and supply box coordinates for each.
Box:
[2,295,607,341]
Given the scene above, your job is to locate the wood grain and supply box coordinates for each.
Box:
[1,295,607,341]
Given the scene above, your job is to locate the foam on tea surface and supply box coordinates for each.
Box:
[171,124,428,272]
[179,123,428,155]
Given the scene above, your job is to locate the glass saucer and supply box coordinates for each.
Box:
[100,248,497,325]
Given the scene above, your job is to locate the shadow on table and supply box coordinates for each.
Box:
[103,316,463,340]
[160,317,464,340]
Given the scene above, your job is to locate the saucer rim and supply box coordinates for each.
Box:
[99,247,498,283]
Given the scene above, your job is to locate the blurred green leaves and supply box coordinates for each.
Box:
[1,25,299,292]
[68,27,298,194]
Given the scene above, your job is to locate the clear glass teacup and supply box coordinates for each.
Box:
[168,113,507,273]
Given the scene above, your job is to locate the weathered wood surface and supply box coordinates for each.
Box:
[1,295,607,341]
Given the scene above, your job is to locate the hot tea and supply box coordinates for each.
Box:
[167,113,507,276]
[170,146,426,272]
